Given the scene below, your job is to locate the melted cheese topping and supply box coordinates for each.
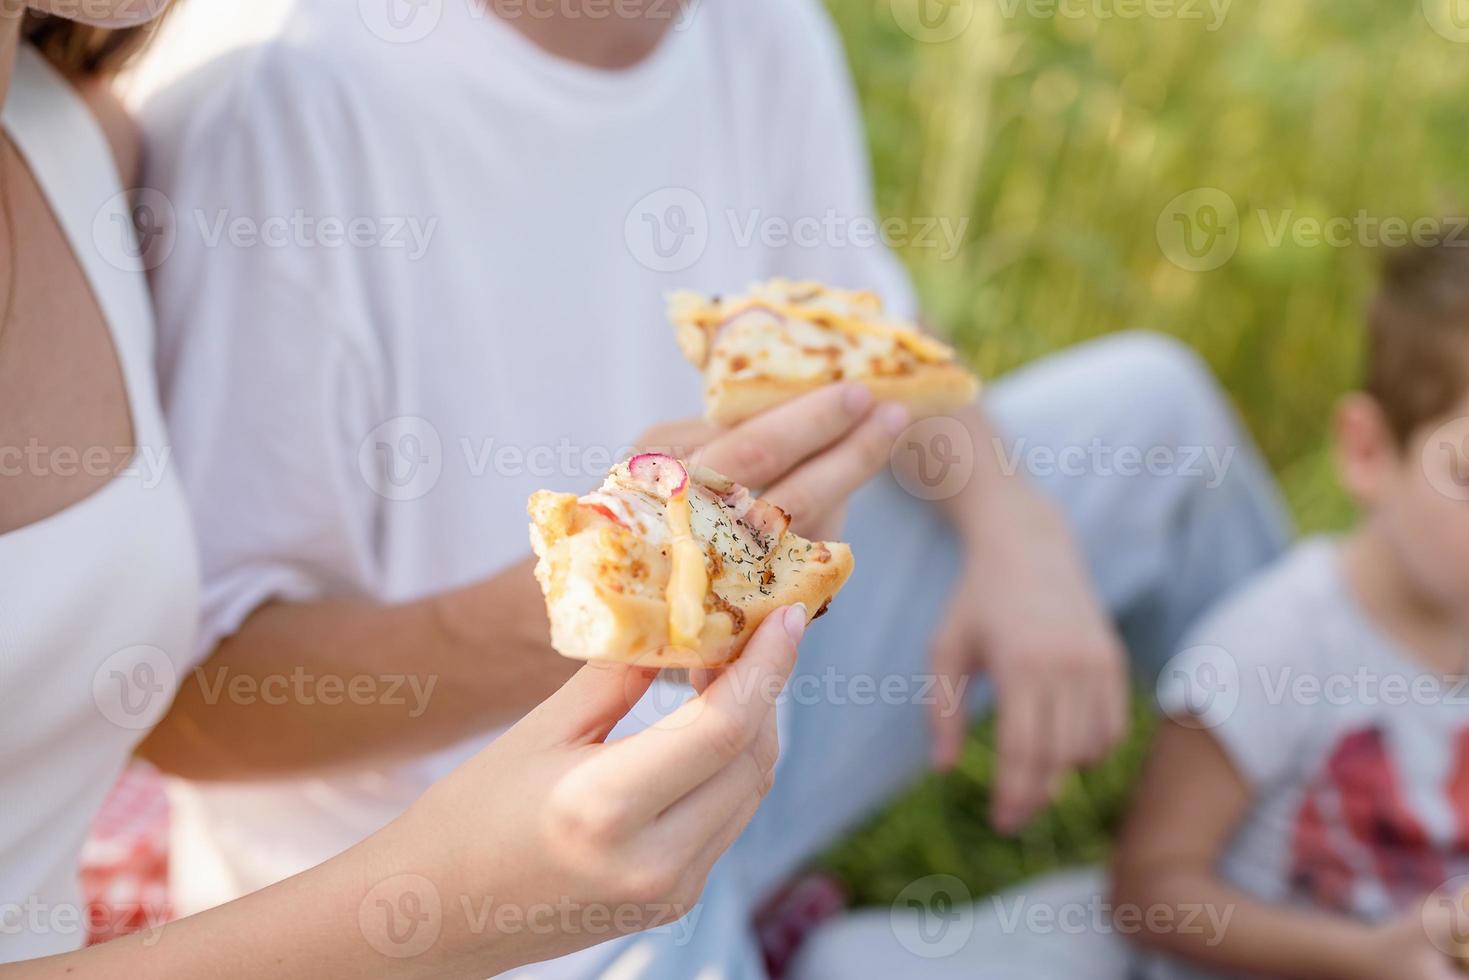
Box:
[706,308,921,387]
[577,462,792,643]
[671,279,957,380]
[695,300,951,363]
[665,491,707,649]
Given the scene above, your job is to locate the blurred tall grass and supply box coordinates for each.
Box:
[820,0,1468,904]
[834,0,1469,531]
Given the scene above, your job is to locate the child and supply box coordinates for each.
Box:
[1113,238,1469,979]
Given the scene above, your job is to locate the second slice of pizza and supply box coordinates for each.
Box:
[529,453,853,668]
[669,278,981,426]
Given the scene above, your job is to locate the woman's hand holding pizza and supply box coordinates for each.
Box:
[378,605,806,975]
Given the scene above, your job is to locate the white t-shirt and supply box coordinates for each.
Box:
[1147,539,1469,980]
[136,0,915,923]
[0,48,199,963]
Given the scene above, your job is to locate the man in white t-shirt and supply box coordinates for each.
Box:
[132,0,1289,974]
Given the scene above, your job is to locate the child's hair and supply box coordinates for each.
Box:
[1366,235,1469,445]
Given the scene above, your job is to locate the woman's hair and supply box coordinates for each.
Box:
[22,10,173,79]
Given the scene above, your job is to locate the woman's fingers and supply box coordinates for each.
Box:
[694,384,875,488]
[763,401,908,535]
[672,776,769,898]
[637,419,718,457]
[658,686,779,836]
[592,605,803,819]
[662,710,780,895]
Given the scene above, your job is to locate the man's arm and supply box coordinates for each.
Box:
[138,555,566,779]
[1111,720,1445,980]
[142,384,899,780]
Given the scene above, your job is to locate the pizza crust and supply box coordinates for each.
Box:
[529,482,854,669]
[705,363,980,427]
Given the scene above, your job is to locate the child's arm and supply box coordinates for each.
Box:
[1111,720,1459,980]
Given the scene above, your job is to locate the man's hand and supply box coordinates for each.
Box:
[930,488,1128,832]
[639,383,909,541]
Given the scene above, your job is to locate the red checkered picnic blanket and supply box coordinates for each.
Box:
[79,763,172,945]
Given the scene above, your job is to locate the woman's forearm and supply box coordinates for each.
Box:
[138,556,578,780]
[2,828,516,980]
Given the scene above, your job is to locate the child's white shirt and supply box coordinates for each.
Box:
[1146,537,1469,978]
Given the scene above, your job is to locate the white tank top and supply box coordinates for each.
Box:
[0,47,198,963]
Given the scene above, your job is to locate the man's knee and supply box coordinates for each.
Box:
[1084,330,1238,449]
[1088,330,1219,408]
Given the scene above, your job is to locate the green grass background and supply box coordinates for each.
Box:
[818,0,1465,906]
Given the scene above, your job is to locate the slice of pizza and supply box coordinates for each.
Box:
[528,453,853,668]
[669,278,981,426]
